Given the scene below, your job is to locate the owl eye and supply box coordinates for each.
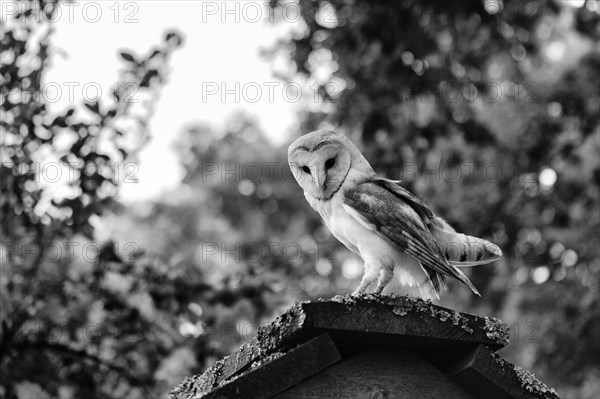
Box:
[302,166,311,174]
[325,158,336,169]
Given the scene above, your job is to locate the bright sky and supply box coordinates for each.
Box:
[38,1,309,202]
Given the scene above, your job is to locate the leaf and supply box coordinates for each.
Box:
[85,102,100,114]
[164,31,183,47]
[140,70,159,88]
[148,49,162,60]
[51,116,68,128]
[120,51,136,63]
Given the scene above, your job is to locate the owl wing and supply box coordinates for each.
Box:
[373,177,434,220]
[376,177,502,268]
[343,181,480,296]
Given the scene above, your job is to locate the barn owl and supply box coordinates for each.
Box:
[288,129,502,299]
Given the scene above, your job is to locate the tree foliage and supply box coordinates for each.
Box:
[1,1,183,397]
[267,0,599,396]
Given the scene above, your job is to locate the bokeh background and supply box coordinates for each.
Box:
[1,0,599,398]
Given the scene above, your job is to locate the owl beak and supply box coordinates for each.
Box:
[312,166,327,192]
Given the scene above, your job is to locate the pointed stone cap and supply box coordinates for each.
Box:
[171,294,558,399]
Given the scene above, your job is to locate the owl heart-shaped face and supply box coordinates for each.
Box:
[288,131,353,200]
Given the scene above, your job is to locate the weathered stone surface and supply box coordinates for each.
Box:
[170,294,546,399]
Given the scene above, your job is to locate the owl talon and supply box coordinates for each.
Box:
[373,267,394,295]
[353,263,378,295]
[352,284,368,296]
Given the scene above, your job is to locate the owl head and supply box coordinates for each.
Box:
[288,130,375,200]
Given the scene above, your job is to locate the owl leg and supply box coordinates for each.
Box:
[373,265,394,295]
[352,263,378,295]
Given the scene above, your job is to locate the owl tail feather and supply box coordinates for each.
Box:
[422,266,480,298]
[428,217,503,267]
[451,266,481,297]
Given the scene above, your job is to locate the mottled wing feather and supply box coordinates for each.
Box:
[343,181,480,296]
[373,177,435,220]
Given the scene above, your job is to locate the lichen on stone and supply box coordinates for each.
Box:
[437,310,451,322]
[484,316,510,346]
[249,351,284,370]
[337,293,481,335]
[330,294,357,305]
[217,350,286,388]
[380,293,432,316]
[514,365,558,398]
[392,306,408,316]
[169,304,307,399]
[170,357,225,399]
[170,293,515,399]
[254,302,306,355]
[490,351,508,368]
